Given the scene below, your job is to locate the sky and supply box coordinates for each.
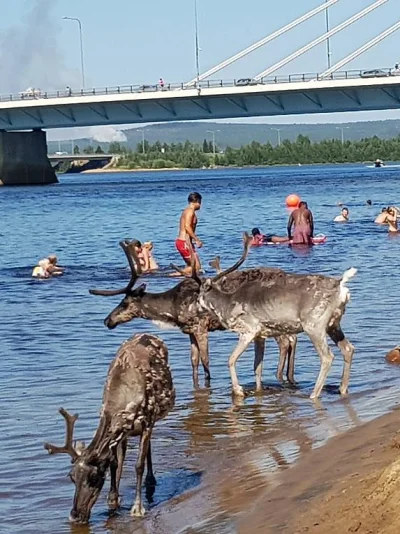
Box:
[1,0,400,141]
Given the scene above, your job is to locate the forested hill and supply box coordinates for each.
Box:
[49,118,400,154]
[120,119,400,148]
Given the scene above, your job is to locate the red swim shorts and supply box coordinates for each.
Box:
[175,239,194,261]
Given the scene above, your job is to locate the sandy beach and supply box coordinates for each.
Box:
[239,407,400,534]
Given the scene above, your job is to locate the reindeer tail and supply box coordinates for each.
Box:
[341,267,357,286]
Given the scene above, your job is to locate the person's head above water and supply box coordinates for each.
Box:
[251,228,262,237]
[366,199,372,206]
[188,192,202,210]
[342,207,349,217]
[48,254,58,265]
[298,201,308,209]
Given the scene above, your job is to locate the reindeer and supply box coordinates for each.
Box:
[195,234,356,400]
[89,241,297,391]
[44,334,175,523]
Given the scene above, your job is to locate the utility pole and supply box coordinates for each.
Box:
[336,126,349,144]
[271,128,282,147]
[206,129,220,162]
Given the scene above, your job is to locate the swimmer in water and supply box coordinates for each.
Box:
[384,207,399,233]
[375,207,389,224]
[143,241,158,270]
[32,255,64,278]
[47,254,64,276]
[251,227,289,246]
[334,207,349,223]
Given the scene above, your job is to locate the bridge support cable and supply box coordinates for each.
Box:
[254,0,389,81]
[320,20,400,78]
[183,0,341,87]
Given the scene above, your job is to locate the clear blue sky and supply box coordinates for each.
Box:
[1,0,400,139]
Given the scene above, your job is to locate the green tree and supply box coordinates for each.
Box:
[95,145,104,154]
[73,145,80,154]
[83,145,94,154]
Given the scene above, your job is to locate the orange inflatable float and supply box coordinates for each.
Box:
[285,194,301,208]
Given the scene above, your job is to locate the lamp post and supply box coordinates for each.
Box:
[63,17,86,88]
[194,0,201,88]
[336,126,349,145]
[136,129,146,154]
[325,0,332,69]
[271,128,282,147]
[206,129,220,159]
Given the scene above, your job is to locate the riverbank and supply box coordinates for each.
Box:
[239,407,400,534]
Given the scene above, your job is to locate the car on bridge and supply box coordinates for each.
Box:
[360,69,390,79]
[234,78,260,86]
[19,87,42,99]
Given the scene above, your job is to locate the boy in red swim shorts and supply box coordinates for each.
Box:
[175,192,203,275]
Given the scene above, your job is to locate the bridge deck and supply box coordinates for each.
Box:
[1,68,400,130]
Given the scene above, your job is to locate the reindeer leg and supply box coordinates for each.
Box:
[108,437,127,510]
[197,333,211,387]
[287,335,298,385]
[189,333,200,389]
[229,333,255,398]
[328,326,355,396]
[145,441,156,486]
[130,429,152,517]
[253,337,265,392]
[307,331,335,400]
[276,336,289,382]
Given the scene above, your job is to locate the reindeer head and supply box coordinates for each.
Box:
[89,240,148,330]
[44,408,109,524]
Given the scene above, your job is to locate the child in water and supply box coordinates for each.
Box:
[143,241,159,270]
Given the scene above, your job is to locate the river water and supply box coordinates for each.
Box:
[1,165,400,533]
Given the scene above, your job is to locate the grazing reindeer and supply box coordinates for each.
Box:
[44,334,175,523]
[196,234,356,400]
[89,241,297,391]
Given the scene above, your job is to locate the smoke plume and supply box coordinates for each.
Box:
[0,0,80,93]
[88,126,128,143]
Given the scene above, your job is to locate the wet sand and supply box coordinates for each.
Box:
[121,400,400,534]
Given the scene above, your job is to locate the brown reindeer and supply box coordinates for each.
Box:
[44,334,175,523]
[89,241,297,391]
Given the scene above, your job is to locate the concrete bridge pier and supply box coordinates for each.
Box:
[0,130,58,186]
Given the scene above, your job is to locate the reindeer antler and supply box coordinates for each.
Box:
[209,256,221,274]
[44,408,80,460]
[89,240,141,296]
[212,232,251,282]
[169,263,188,277]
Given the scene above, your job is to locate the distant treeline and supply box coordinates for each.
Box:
[76,135,400,169]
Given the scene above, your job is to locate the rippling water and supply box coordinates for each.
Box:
[1,165,400,533]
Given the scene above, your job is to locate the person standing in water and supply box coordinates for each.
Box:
[175,192,203,275]
[287,201,314,245]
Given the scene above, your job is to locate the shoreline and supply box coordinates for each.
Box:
[241,406,400,533]
[78,161,379,174]
[134,402,400,534]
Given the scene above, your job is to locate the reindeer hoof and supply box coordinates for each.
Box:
[232,386,245,398]
[130,503,146,517]
[107,493,120,510]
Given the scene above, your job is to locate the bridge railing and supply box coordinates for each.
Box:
[0,67,397,103]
